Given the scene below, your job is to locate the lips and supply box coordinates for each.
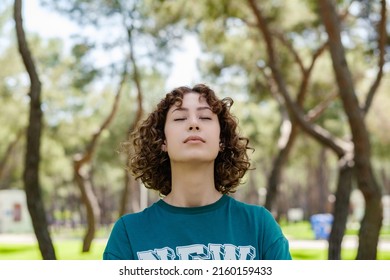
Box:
[184,135,205,143]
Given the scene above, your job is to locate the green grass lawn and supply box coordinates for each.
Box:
[280,220,390,239]
[0,241,106,260]
[290,248,390,260]
[1,241,389,260]
[0,222,389,260]
[283,221,390,260]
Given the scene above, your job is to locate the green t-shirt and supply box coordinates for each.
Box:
[103,195,292,260]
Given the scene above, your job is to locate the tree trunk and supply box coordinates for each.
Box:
[356,0,387,258]
[356,175,383,259]
[13,0,56,260]
[315,148,330,213]
[248,0,348,221]
[73,162,100,252]
[328,159,354,259]
[245,167,260,205]
[73,66,125,252]
[265,123,298,211]
[119,173,130,216]
[319,0,383,259]
[247,0,359,260]
[120,172,141,216]
[119,23,144,216]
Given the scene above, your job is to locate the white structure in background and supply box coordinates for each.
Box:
[0,189,33,233]
[287,208,304,223]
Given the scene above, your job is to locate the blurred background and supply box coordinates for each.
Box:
[0,0,389,260]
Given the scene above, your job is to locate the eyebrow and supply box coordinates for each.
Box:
[172,106,212,113]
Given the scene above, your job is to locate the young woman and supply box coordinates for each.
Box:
[103,84,291,260]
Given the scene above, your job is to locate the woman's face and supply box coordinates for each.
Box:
[163,92,221,164]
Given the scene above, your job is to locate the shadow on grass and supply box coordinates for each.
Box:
[0,244,37,254]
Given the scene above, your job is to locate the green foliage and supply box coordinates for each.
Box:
[232,99,281,160]
[69,42,100,90]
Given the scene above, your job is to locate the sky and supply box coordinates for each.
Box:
[23,0,202,90]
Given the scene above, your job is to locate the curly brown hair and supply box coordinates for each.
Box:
[127,84,252,196]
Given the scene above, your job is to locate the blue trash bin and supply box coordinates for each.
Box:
[310,214,333,240]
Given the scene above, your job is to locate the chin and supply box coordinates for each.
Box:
[173,155,217,164]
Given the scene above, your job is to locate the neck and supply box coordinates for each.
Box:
[164,162,222,207]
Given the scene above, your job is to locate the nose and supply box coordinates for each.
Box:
[188,115,200,131]
[189,125,200,131]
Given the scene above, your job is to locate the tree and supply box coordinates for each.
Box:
[73,65,125,252]
[41,0,180,217]
[173,0,387,259]
[13,0,56,260]
[318,0,386,260]
[246,0,386,259]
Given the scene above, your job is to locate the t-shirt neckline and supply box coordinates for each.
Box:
[156,194,229,214]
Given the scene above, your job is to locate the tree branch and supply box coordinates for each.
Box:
[363,0,387,114]
[74,65,127,168]
[247,0,348,158]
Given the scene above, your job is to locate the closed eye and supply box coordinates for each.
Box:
[200,117,212,120]
[174,118,186,121]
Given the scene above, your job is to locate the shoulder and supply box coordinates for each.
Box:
[226,196,282,231]
[227,195,271,216]
[107,200,160,234]
[119,201,159,225]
